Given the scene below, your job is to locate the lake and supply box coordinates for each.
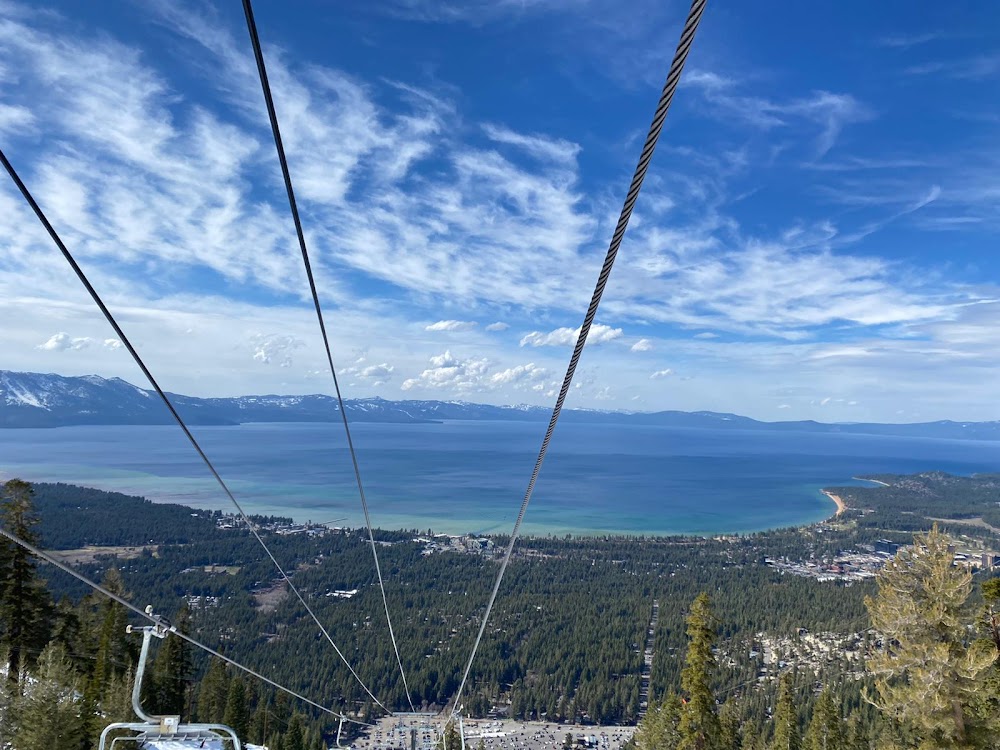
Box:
[1,421,998,536]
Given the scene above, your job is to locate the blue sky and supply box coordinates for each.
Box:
[1,0,998,421]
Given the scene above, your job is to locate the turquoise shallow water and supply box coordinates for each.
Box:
[0,421,998,536]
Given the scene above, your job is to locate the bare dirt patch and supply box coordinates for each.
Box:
[252,580,289,612]
[50,545,158,565]
[928,516,1000,534]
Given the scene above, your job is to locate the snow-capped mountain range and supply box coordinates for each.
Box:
[2,370,1000,440]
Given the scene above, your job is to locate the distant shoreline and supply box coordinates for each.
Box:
[821,489,847,517]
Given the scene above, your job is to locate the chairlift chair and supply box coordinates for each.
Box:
[99,607,246,750]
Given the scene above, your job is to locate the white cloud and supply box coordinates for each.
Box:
[250,334,305,368]
[401,350,490,391]
[485,322,509,332]
[425,320,477,332]
[650,368,674,379]
[630,338,653,352]
[1,2,998,422]
[103,339,123,350]
[0,102,34,136]
[777,403,791,409]
[489,362,546,386]
[360,363,394,380]
[36,332,91,351]
[520,324,623,347]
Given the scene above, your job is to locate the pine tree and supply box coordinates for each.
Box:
[13,642,86,750]
[102,666,137,723]
[85,568,135,734]
[285,713,306,750]
[803,689,841,750]
[864,525,995,749]
[771,674,799,750]
[196,657,230,722]
[152,605,192,716]
[740,727,764,750]
[678,593,722,750]
[634,694,682,750]
[844,715,870,750]
[250,695,270,745]
[436,719,462,750]
[0,648,16,747]
[969,577,1000,748]
[0,479,52,686]
[720,700,741,750]
[224,675,250,739]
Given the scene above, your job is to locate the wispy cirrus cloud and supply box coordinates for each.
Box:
[2,0,999,422]
[874,31,948,49]
[904,54,1000,80]
[683,70,871,157]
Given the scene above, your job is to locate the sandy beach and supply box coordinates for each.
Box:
[821,489,847,516]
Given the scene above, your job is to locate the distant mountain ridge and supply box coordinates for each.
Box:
[2,370,1000,440]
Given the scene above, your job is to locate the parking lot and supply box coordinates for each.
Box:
[350,716,635,750]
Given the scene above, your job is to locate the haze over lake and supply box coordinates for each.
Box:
[1,421,998,536]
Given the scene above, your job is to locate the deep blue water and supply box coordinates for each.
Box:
[1,421,998,535]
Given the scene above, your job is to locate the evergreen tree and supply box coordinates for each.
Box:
[436,719,461,750]
[803,689,841,750]
[634,694,682,750]
[0,479,52,686]
[864,525,995,749]
[85,568,135,734]
[740,727,764,750]
[151,605,192,716]
[0,648,16,748]
[250,695,270,745]
[224,675,250,739]
[720,700,741,750]
[103,666,137,723]
[771,674,799,750]
[678,593,722,750]
[196,657,230,722]
[14,642,86,750]
[285,713,306,750]
[844,715,871,750]
[970,577,1000,747]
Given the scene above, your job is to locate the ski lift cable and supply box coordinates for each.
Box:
[448,0,708,718]
[0,146,389,715]
[0,522,372,726]
[240,0,415,713]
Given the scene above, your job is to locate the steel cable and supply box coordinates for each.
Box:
[0,147,388,714]
[449,0,708,717]
[0,522,371,725]
[241,0,414,713]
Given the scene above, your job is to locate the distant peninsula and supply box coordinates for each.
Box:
[3,369,1000,440]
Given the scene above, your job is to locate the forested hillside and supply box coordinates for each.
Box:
[2,474,1000,748]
